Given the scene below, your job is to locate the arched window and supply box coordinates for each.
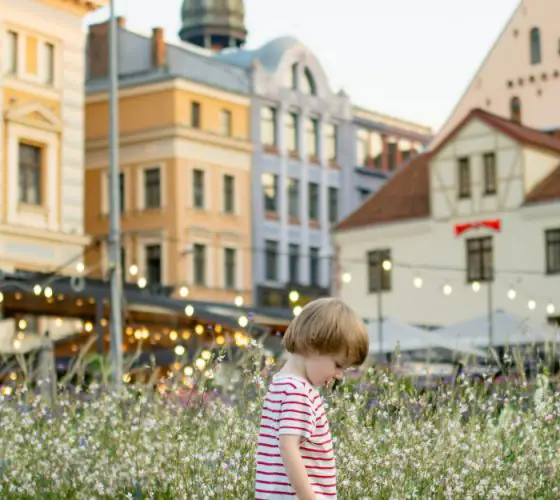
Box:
[510,96,521,123]
[302,67,316,95]
[530,27,541,65]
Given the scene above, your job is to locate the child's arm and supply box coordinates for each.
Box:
[279,435,317,500]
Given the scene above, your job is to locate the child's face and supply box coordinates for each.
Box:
[304,352,347,387]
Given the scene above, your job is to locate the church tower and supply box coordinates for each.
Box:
[179,0,247,51]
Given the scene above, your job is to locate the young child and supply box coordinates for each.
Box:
[255,297,369,499]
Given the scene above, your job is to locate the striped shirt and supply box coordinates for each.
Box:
[255,374,336,499]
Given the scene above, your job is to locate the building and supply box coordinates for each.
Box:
[433,0,560,148]
[0,0,102,275]
[334,108,560,328]
[351,106,432,209]
[215,37,354,308]
[84,18,254,305]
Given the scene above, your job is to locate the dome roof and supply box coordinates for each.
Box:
[179,0,247,50]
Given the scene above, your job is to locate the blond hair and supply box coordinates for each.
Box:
[283,297,369,366]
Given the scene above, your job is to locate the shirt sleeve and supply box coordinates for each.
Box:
[278,389,316,440]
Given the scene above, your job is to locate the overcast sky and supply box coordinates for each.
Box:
[85,0,520,131]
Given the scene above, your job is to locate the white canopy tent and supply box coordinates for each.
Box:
[433,310,560,349]
[367,317,486,358]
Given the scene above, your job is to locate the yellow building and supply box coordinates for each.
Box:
[0,0,103,274]
[85,20,253,305]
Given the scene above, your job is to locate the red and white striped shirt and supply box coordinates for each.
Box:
[255,374,336,499]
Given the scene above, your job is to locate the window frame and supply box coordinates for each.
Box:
[18,142,43,206]
[457,157,471,199]
[220,108,232,136]
[309,247,320,286]
[191,101,201,129]
[6,30,18,75]
[143,167,161,209]
[305,117,319,159]
[193,243,206,286]
[261,106,277,147]
[193,169,205,209]
[288,243,300,284]
[466,237,494,282]
[145,243,162,286]
[265,240,278,281]
[285,112,299,155]
[530,27,542,65]
[367,249,392,293]
[224,247,236,290]
[545,228,560,275]
[308,182,319,222]
[483,152,497,195]
[262,173,279,213]
[328,186,338,224]
[287,178,300,219]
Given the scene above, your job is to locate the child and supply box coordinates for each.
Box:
[255,297,369,499]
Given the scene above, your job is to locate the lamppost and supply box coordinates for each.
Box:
[108,0,123,389]
[378,259,392,360]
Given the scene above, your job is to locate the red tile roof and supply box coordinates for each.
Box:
[525,163,560,204]
[335,108,560,232]
[335,153,430,232]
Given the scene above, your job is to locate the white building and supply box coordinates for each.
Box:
[333,108,560,328]
[432,0,560,148]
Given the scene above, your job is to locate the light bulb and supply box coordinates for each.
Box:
[76,262,85,273]
[185,305,194,317]
[443,284,452,296]
[234,295,244,307]
[507,288,516,300]
[238,315,249,328]
[137,277,147,289]
[382,260,392,271]
[129,264,139,276]
[174,345,185,356]
[546,303,555,315]
[528,299,536,310]
[179,286,189,298]
[413,276,423,288]
[342,272,352,284]
[288,290,300,303]
[471,281,481,292]
[293,305,303,316]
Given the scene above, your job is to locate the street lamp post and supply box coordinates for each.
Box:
[108,0,123,389]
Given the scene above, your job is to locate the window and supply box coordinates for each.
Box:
[261,107,277,147]
[146,244,162,285]
[328,187,338,224]
[224,248,236,289]
[358,187,371,202]
[144,168,161,209]
[326,123,337,163]
[223,174,235,213]
[399,138,411,162]
[6,31,18,75]
[466,237,493,282]
[193,169,205,208]
[288,244,300,283]
[306,118,319,159]
[285,112,299,155]
[287,178,299,218]
[367,249,391,292]
[458,157,471,198]
[220,109,232,136]
[530,27,541,65]
[302,67,316,95]
[545,229,560,274]
[308,183,319,221]
[510,96,521,123]
[387,138,397,171]
[193,244,206,285]
[119,172,125,213]
[370,133,384,169]
[483,153,497,195]
[309,247,320,286]
[18,143,42,205]
[265,240,278,281]
[287,63,297,89]
[191,101,201,128]
[262,173,278,213]
[43,42,54,85]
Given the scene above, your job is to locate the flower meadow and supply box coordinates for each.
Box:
[0,350,559,499]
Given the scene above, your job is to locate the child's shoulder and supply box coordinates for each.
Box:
[270,374,316,395]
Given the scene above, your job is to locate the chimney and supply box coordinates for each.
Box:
[87,17,125,79]
[152,27,167,70]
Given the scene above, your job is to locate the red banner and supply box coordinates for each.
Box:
[454,219,501,236]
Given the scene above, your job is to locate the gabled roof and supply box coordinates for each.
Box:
[334,153,430,232]
[335,108,560,232]
[431,108,560,158]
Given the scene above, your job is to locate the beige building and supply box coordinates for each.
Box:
[433,0,560,148]
[85,21,254,305]
[0,0,104,274]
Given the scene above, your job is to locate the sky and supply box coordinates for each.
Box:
[85,0,521,132]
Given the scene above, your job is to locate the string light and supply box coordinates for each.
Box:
[195,358,206,370]
[528,299,536,310]
[33,284,42,295]
[129,264,139,276]
[201,350,212,361]
[174,345,185,356]
[507,288,517,300]
[18,319,27,330]
[185,304,194,317]
[76,262,85,274]
[382,260,392,271]
[413,276,423,289]
[288,290,300,303]
[44,287,53,298]
[471,281,481,292]
[442,284,452,296]
[169,331,178,341]
[0,292,3,303]
[84,322,93,333]
[195,324,204,335]
[546,303,555,315]
[179,286,189,298]
[238,315,248,328]
[293,305,302,316]
[234,295,244,307]
[184,366,194,376]
[341,272,352,284]
[137,277,147,289]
